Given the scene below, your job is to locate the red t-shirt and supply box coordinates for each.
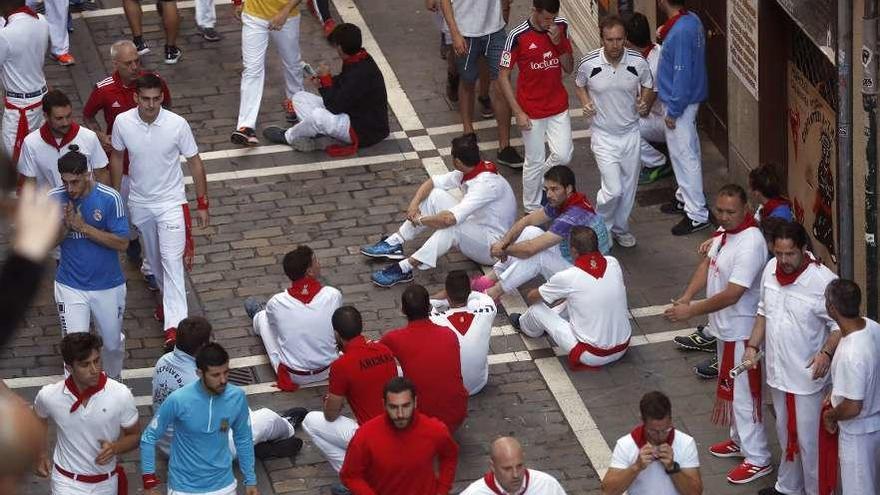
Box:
[83,71,172,133]
[340,412,459,495]
[327,335,398,425]
[500,18,572,119]
[380,319,468,432]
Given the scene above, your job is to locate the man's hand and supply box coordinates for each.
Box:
[664,300,692,322]
[13,183,63,262]
[697,237,714,256]
[195,208,209,228]
[233,4,242,21]
[268,10,287,30]
[741,346,758,371]
[655,443,675,470]
[34,455,50,478]
[664,115,677,129]
[245,486,259,495]
[547,23,562,45]
[822,407,839,435]
[634,444,654,472]
[316,63,331,77]
[406,204,421,223]
[490,241,507,262]
[64,202,87,233]
[637,98,650,117]
[425,0,437,11]
[582,99,597,118]
[96,131,112,150]
[808,351,832,380]
[452,33,468,57]
[94,440,116,465]
[515,111,532,130]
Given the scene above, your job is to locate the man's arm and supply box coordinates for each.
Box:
[406,178,436,224]
[667,282,748,322]
[498,67,530,130]
[109,149,125,191]
[496,209,550,250]
[185,154,210,227]
[826,398,863,425]
[93,167,111,186]
[601,467,641,495]
[669,468,703,495]
[339,434,379,495]
[439,0,467,56]
[505,231,562,259]
[664,33,695,120]
[267,0,301,29]
[95,423,141,465]
[322,393,345,422]
[140,397,177,489]
[231,397,257,489]
[435,429,459,495]
[64,205,128,251]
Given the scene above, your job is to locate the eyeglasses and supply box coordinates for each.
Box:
[645,426,674,436]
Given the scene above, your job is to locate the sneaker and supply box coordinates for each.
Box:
[371,264,414,288]
[134,38,151,55]
[53,53,76,66]
[197,25,222,41]
[497,146,524,169]
[244,297,266,319]
[613,232,637,248]
[126,239,143,265]
[322,18,337,38]
[726,461,772,484]
[446,72,459,102]
[144,274,159,292]
[659,198,685,215]
[231,127,260,146]
[163,327,177,352]
[673,325,716,352]
[360,237,404,260]
[254,436,303,459]
[757,487,785,495]
[260,126,287,145]
[282,99,298,124]
[709,439,744,458]
[331,483,353,495]
[153,303,164,322]
[509,313,521,330]
[279,407,309,429]
[671,216,712,236]
[478,96,494,119]
[638,163,673,185]
[694,356,719,379]
[164,45,182,64]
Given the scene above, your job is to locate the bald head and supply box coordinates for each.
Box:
[490,437,526,492]
[491,436,523,460]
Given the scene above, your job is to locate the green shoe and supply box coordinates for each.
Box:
[639,163,674,185]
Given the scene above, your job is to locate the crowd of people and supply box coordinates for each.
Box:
[1,0,879,493]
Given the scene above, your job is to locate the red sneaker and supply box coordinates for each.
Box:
[164,327,177,352]
[53,53,76,66]
[322,18,337,38]
[726,461,773,484]
[153,303,164,322]
[709,439,744,458]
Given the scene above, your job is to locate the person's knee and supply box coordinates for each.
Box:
[301,411,323,435]
[552,144,573,165]
[517,225,545,242]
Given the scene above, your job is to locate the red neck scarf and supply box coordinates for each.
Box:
[640,43,656,59]
[65,372,108,413]
[342,49,370,65]
[287,276,322,304]
[657,9,688,43]
[818,402,839,495]
[761,197,792,221]
[775,253,818,286]
[713,341,762,426]
[483,469,530,495]
[40,122,80,151]
[712,214,758,248]
[630,424,675,448]
[574,252,607,279]
[559,192,595,214]
[4,6,38,21]
[462,161,498,182]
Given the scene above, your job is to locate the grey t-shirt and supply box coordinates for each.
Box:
[451,0,504,37]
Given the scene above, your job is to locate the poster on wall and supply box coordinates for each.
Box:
[728,0,759,100]
[786,62,838,266]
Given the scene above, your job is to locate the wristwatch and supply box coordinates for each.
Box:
[665,461,681,475]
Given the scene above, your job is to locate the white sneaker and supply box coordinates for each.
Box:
[613,232,637,248]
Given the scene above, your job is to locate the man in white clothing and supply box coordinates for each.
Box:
[510,226,630,370]
[460,436,567,494]
[245,245,342,391]
[25,0,73,65]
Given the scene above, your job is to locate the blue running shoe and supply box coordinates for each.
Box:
[371,264,413,288]
[360,237,404,260]
[144,274,159,292]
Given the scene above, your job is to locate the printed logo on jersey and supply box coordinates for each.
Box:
[530,50,560,71]
[220,418,230,432]
[528,42,538,50]
[500,51,512,68]
[111,101,121,108]
[92,209,103,222]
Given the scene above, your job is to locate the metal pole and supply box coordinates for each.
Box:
[864,0,879,318]
[838,0,855,280]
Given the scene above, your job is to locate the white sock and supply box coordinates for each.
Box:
[398,259,413,273]
[386,233,405,246]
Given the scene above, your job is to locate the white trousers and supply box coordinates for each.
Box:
[236,13,303,130]
[54,282,126,379]
[591,128,641,235]
[227,408,296,458]
[283,91,352,144]
[169,481,236,495]
[194,0,216,28]
[1,97,44,161]
[770,386,824,495]
[120,175,151,275]
[493,226,570,293]
[129,204,187,331]
[51,469,117,495]
[719,340,772,467]
[395,188,498,268]
[26,0,68,55]
[252,310,330,386]
[638,114,667,169]
[521,110,573,212]
[665,103,708,223]
[302,412,358,472]
[519,302,626,366]
[839,429,880,495]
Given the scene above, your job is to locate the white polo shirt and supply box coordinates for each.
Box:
[538,255,631,349]
[644,44,666,119]
[608,429,699,495]
[758,258,838,395]
[33,377,139,475]
[431,168,517,241]
[831,318,880,435]
[448,0,504,38]
[430,291,496,395]
[111,107,198,208]
[459,468,567,494]
[0,12,49,96]
[18,125,108,189]
[705,227,767,341]
[265,286,342,371]
[575,48,652,135]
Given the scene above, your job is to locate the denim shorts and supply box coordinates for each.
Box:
[455,27,506,83]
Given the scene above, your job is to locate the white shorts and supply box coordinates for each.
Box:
[169,481,237,495]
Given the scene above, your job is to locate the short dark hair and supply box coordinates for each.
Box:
[401,285,431,321]
[332,306,363,340]
[383,376,416,401]
[544,165,576,190]
[135,73,164,94]
[60,333,103,366]
[196,342,229,372]
[451,133,480,167]
[445,270,471,306]
[599,15,626,39]
[666,0,686,6]
[0,0,27,15]
[175,316,213,356]
[57,145,88,175]
[771,221,810,250]
[749,164,784,199]
[283,245,314,281]
[639,391,672,421]
[329,23,363,55]
[717,183,748,205]
[826,279,862,318]
[569,226,599,254]
[533,0,560,14]
[625,12,651,47]
[42,89,71,115]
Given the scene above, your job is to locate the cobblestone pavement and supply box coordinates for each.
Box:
[3,0,783,493]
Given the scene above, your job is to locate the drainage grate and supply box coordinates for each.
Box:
[228,367,256,386]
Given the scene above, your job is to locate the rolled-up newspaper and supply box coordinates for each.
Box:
[729,350,764,378]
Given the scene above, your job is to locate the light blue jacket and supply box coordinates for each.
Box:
[152,348,200,455]
[657,12,708,118]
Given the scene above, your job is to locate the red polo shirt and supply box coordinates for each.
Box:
[380,319,468,432]
[328,335,398,425]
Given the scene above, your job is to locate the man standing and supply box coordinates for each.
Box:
[603,391,702,494]
[50,148,129,380]
[499,0,573,212]
[33,333,141,494]
[823,279,880,494]
[29,0,74,65]
[656,0,710,236]
[461,436,567,494]
[109,74,209,351]
[664,185,771,484]
[380,285,469,433]
[340,377,459,494]
[245,245,342,391]
[574,15,652,247]
[361,134,516,288]
[121,0,182,62]
[742,222,839,494]
[510,226,631,370]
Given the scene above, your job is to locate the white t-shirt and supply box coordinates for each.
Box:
[449,0,505,38]
[608,429,700,495]
[575,48,652,135]
[266,286,342,371]
[758,258,838,394]
[430,291,496,395]
[33,377,139,475]
[704,227,767,341]
[830,318,880,435]
[18,126,108,189]
[111,107,199,208]
[538,256,631,349]
[432,168,517,241]
[459,468,567,494]
[0,12,49,96]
